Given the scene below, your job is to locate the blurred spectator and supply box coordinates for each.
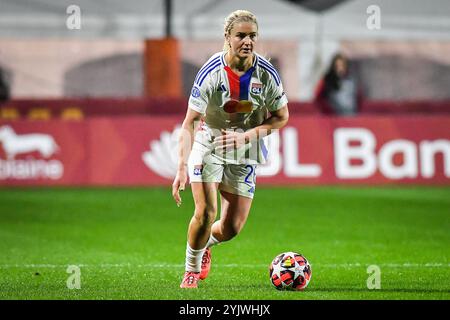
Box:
[314,53,362,116]
[0,68,10,103]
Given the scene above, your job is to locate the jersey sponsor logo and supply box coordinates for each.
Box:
[193,165,203,176]
[191,86,201,98]
[251,83,262,95]
[223,99,253,113]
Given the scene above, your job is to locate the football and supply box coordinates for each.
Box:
[269,252,312,290]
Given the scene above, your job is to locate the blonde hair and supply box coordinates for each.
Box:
[223,10,259,52]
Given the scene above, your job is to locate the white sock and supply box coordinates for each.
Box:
[206,234,220,248]
[185,243,205,273]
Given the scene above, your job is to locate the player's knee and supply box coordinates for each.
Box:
[194,204,216,227]
[222,222,243,240]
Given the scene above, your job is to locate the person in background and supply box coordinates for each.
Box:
[314,53,362,116]
[0,69,10,103]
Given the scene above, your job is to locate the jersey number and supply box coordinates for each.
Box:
[244,165,256,186]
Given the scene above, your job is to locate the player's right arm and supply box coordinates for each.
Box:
[172,55,214,206]
[172,108,203,207]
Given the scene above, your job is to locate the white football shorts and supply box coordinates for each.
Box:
[188,141,257,199]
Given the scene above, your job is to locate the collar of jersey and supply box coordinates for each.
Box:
[221,52,258,69]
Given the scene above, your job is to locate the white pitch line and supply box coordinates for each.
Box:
[0,263,449,269]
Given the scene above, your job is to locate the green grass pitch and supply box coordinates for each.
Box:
[0,186,449,300]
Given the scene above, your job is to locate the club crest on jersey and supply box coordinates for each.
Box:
[251,83,262,94]
[193,165,203,176]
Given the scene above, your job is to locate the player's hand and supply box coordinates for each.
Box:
[172,168,187,207]
[213,129,248,152]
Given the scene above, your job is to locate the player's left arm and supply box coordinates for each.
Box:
[215,69,289,148]
[245,70,290,141]
[244,105,289,142]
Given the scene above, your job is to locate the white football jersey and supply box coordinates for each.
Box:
[188,51,288,165]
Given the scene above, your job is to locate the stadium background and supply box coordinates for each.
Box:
[0,0,449,300]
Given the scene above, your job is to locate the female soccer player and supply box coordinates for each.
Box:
[172,10,289,288]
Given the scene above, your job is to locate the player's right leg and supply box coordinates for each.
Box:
[181,146,228,287]
[181,181,218,288]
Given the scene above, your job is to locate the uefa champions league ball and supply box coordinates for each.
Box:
[269,251,312,290]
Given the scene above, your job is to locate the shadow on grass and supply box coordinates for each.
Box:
[308,288,450,294]
[207,284,450,294]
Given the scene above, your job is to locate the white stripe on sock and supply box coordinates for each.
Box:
[207,234,220,248]
[185,243,205,273]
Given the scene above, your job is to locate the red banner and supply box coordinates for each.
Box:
[0,115,449,186]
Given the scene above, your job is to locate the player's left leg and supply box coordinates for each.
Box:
[212,190,253,242]
[211,163,256,242]
[199,191,253,280]
[200,191,252,280]
[200,164,256,280]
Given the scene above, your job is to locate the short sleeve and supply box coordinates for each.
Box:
[188,54,221,114]
[265,73,288,112]
[188,82,209,114]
